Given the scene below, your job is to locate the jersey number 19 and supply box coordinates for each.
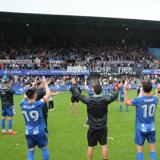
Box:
[22,111,39,121]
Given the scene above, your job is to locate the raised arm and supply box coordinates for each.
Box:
[84,76,88,90]
[124,81,132,106]
[32,77,38,88]
[43,76,51,99]
[154,84,160,96]
[104,89,119,104]
[79,95,91,105]
[73,87,91,105]
[99,77,103,87]
[47,78,52,86]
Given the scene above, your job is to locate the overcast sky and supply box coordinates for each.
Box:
[0,0,160,21]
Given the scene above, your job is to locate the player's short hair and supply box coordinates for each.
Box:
[142,81,152,93]
[122,80,125,84]
[92,83,102,95]
[37,81,43,86]
[26,88,37,99]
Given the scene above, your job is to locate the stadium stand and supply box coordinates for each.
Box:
[0,44,159,70]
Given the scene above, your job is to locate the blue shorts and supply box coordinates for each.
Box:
[135,129,156,146]
[26,133,48,149]
[2,106,14,117]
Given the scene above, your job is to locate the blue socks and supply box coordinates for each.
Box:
[1,119,13,132]
[28,150,35,160]
[1,119,5,131]
[42,147,50,160]
[126,106,129,112]
[8,119,12,130]
[150,151,157,160]
[119,105,129,112]
[119,105,122,111]
[28,148,50,160]
[136,152,144,160]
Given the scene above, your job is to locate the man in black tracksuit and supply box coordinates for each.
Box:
[73,82,119,160]
[36,81,48,133]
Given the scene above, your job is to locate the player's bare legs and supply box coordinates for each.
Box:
[75,102,79,114]
[70,102,73,113]
[87,146,93,160]
[102,145,108,160]
[136,145,144,160]
[1,116,6,134]
[149,143,157,160]
[136,145,143,152]
[149,143,156,152]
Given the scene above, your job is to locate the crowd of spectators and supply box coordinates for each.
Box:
[10,75,85,88]
[0,43,159,70]
[8,75,159,89]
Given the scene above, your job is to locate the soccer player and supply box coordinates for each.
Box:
[119,80,129,112]
[69,78,81,114]
[73,82,119,160]
[85,77,94,97]
[99,77,113,96]
[20,76,51,160]
[0,75,16,135]
[124,80,159,160]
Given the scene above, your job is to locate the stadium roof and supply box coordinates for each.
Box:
[0,12,160,46]
[1,12,160,30]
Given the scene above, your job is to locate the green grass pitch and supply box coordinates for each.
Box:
[0,90,160,160]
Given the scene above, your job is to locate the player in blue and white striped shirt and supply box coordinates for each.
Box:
[124,80,159,160]
[20,77,51,160]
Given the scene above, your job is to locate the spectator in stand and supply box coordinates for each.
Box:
[0,43,159,70]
